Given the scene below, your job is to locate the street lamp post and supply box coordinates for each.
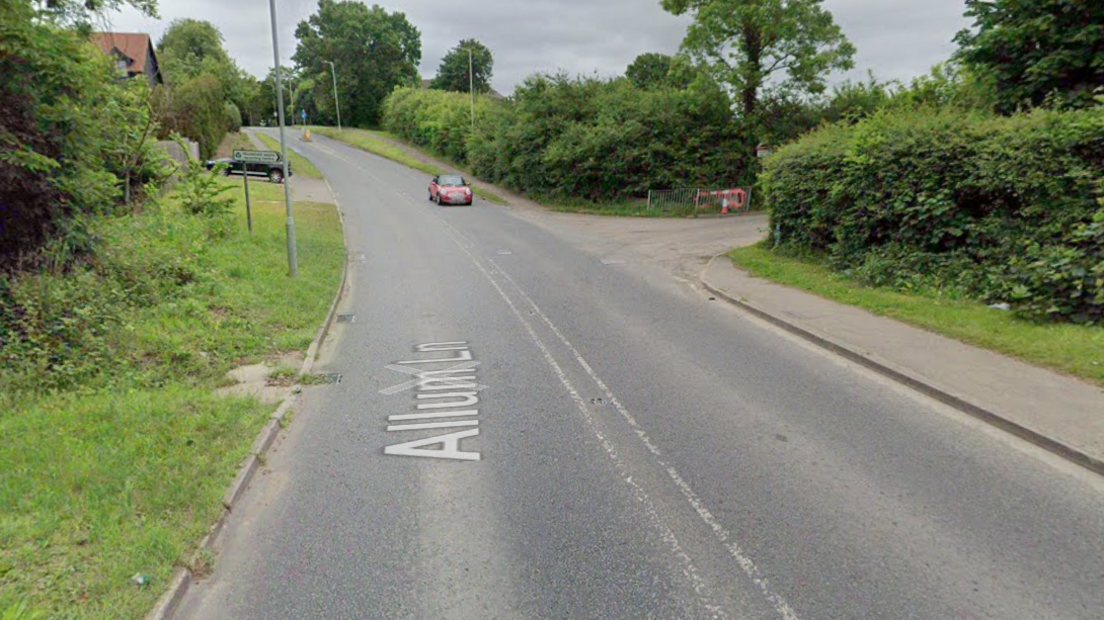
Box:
[268,0,297,277]
[324,60,342,132]
[468,46,475,131]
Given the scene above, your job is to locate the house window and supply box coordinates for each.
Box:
[116,58,128,75]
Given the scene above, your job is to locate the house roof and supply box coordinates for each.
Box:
[91,32,155,75]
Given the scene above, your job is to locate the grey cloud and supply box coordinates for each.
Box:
[107,0,971,95]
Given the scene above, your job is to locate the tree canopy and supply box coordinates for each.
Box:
[30,0,157,25]
[662,0,854,180]
[955,0,1104,113]
[430,39,494,94]
[625,53,694,90]
[293,0,421,127]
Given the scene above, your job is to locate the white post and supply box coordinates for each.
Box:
[269,0,297,277]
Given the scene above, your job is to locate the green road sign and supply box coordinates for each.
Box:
[233,150,281,164]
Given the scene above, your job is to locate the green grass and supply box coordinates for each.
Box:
[216,132,253,158]
[311,126,441,175]
[0,176,345,619]
[253,132,323,180]
[309,126,508,205]
[729,244,1104,387]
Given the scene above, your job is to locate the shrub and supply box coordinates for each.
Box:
[384,74,742,202]
[0,1,152,267]
[764,105,1104,323]
[225,101,242,133]
[156,75,228,159]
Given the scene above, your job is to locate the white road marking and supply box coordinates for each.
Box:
[487,259,802,620]
[434,220,729,620]
[415,392,480,409]
[416,342,470,351]
[384,342,482,460]
[387,420,480,432]
[389,410,479,421]
[397,349,473,365]
[381,361,488,394]
[296,132,797,617]
[384,429,481,461]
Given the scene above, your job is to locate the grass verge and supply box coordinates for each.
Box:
[729,244,1104,387]
[0,175,344,619]
[309,126,508,205]
[253,132,323,180]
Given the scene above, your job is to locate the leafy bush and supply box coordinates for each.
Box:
[225,101,243,132]
[155,75,228,159]
[764,105,1104,323]
[0,1,153,267]
[384,74,742,202]
[0,205,216,394]
[173,140,235,223]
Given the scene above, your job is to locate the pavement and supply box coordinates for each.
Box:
[701,258,1104,474]
[171,130,1104,620]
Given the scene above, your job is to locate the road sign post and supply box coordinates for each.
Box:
[243,166,252,233]
[233,150,282,234]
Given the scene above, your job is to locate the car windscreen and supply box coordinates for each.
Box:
[438,175,465,186]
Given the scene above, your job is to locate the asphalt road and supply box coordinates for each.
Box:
[176,131,1104,620]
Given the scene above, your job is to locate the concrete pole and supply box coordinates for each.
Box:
[468,46,475,131]
[326,60,342,132]
[269,0,298,277]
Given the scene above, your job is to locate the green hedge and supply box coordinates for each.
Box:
[382,74,742,202]
[764,105,1104,323]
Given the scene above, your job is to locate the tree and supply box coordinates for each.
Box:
[294,0,421,127]
[661,0,855,178]
[955,0,1104,113]
[626,53,671,89]
[31,0,157,25]
[158,19,255,114]
[431,39,494,94]
[626,53,697,90]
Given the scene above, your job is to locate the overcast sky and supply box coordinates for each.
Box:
[104,0,972,94]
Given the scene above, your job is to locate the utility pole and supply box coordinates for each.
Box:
[268,0,298,277]
[325,60,342,132]
[468,46,475,131]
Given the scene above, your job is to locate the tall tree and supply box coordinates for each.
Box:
[625,52,696,89]
[157,18,231,80]
[294,0,421,127]
[431,39,494,94]
[955,0,1104,113]
[157,19,255,118]
[661,0,855,176]
[31,0,157,25]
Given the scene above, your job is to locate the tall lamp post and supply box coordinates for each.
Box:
[467,46,475,131]
[268,0,297,277]
[324,60,342,132]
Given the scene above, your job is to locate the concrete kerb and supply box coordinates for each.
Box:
[699,254,1104,479]
[143,167,350,620]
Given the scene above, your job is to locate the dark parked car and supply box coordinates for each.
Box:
[428,174,473,206]
[204,157,292,183]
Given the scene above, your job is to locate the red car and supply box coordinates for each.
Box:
[428,174,473,206]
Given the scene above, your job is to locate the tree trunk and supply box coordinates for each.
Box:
[740,22,763,186]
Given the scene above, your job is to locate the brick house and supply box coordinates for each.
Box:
[91,32,163,87]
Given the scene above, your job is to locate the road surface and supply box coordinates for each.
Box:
[176,131,1104,620]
